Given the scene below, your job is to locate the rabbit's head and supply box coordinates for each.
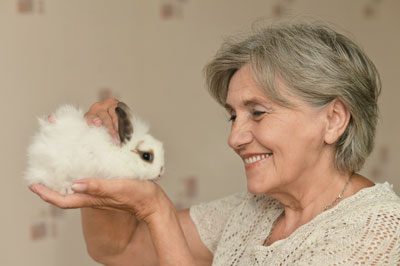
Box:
[115,102,165,180]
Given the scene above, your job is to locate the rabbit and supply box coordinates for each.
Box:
[25,102,165,195]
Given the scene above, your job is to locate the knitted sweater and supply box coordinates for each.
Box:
[190,183,400,265]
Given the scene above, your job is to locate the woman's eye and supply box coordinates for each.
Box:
[251,110,266,118]
[228,114,237,122]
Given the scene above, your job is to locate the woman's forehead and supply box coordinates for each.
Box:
[226,67,309,111]
[225,94,272,110]
[226,66,276,107]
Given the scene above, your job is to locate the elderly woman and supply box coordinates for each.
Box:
[30,22,400,265]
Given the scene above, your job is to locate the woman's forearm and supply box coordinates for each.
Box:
[146,197,197,266]
[81,207,138,262]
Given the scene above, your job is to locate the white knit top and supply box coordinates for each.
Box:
[190,183,400,265]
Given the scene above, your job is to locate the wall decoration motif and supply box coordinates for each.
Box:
[29,205,65,241]
[160,0,189,20]
[17,0,45,15]
[30,222,47,241]
[98,87,117,101]
[37,0,45,14]
[271,0,295,18]
[174,174,199,210]
[17,0,33,14]
[363,0,383,18]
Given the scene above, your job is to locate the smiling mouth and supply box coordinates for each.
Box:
[244,153,272,164]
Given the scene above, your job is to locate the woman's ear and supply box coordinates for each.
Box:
[324,98,351,145]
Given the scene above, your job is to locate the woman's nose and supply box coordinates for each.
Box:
[228,119,253,150]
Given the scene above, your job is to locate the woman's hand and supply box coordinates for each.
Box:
[29,178,168,223]
[84,98,120,145]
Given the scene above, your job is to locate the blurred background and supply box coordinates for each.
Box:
[0,0,399,265]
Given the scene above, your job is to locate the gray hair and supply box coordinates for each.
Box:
[204,22,381,173]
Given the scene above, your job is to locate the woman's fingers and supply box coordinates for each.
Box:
[84,98,119,142]
[29,184,101,209]
[71,178,160,215]
[84,113,103,127]
[29,182,124,210]
[48,115,56,124]
[72,178,142,198]
[29,178,161,218]
[97,111,119,143]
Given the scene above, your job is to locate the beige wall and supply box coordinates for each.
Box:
[1,0,399,265]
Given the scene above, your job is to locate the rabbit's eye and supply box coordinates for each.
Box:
[140,151,154,163]
[132,144,155,163]
[142,152,152,161]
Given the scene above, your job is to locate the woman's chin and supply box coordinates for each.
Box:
[246,176,269,195]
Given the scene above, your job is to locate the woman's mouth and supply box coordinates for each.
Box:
[243,153,272,167]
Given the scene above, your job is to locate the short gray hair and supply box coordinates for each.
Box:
[204,22,381,173]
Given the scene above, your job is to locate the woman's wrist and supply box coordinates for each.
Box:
[145,197,196,265]
[142,185,176,226]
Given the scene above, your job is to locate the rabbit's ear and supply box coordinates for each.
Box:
[115,102,133,144]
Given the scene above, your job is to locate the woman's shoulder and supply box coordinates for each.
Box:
[352,182,400,207]
[337,182,400,214]
[331,182,400,229]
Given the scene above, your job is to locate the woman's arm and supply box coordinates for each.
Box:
[80,208,139,264]
[81,185,198,266]
[30,179,212,266]
[80,182,208,266]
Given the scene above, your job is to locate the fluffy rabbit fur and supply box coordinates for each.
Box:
[25,102,165,195]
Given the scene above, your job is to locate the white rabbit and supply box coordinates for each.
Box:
[25,102,165,195]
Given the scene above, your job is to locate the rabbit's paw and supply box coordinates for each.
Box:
[53,181,75,195]
[65,187,75,195]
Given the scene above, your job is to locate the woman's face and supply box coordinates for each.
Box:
[226,65,329,195]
